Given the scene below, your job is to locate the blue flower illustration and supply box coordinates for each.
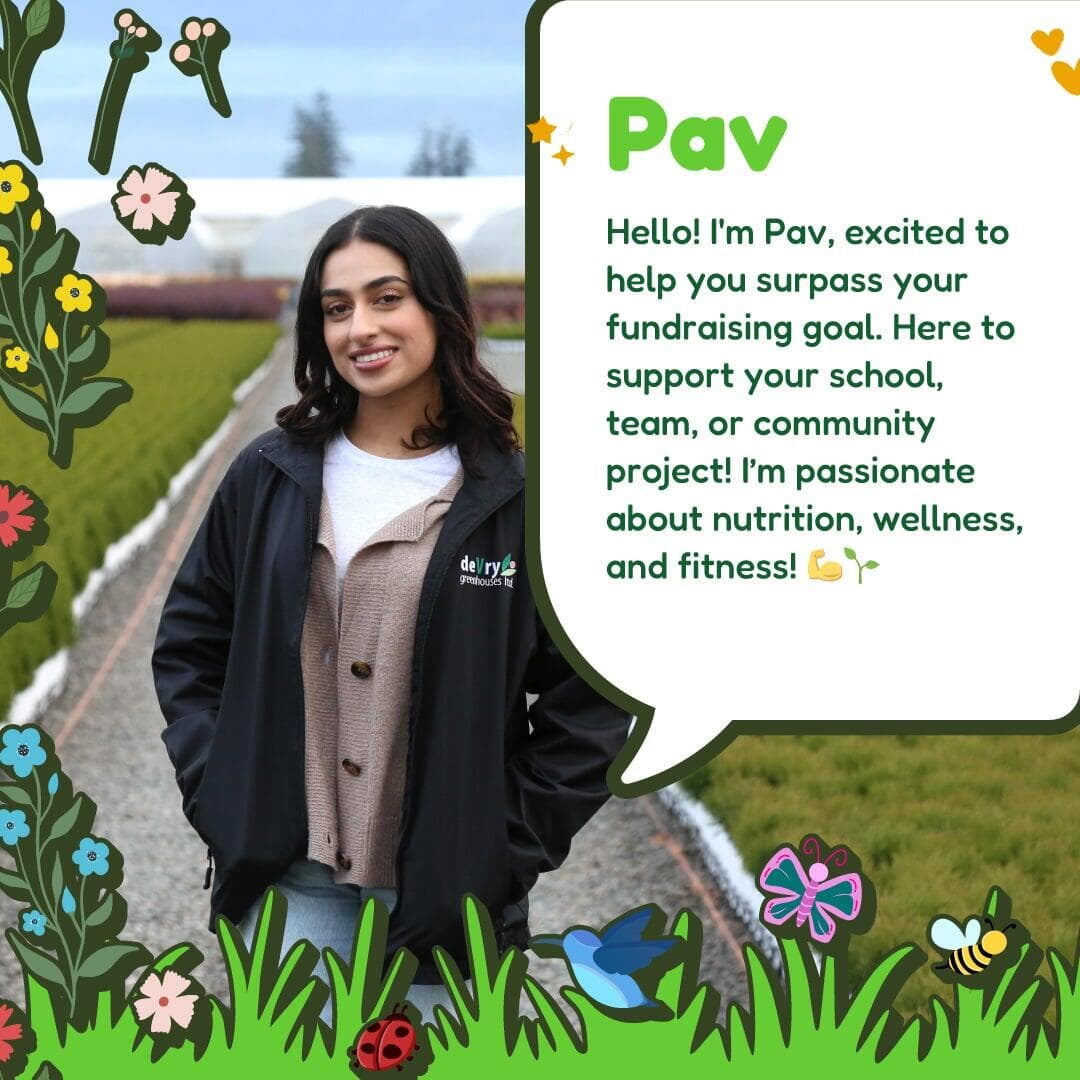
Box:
[72,836,110,877]
[21,910,46,936]
[0,727,47,778]
[0,809,29,846]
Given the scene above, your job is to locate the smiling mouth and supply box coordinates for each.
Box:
[349,347,397,366]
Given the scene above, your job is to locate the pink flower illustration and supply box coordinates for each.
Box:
[114,166,179,231]
[0,486,36,548]
[132,970,198,1033]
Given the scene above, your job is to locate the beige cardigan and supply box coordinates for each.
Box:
[300,468,464,886]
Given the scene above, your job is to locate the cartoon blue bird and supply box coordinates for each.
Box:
[530,907,680,1011]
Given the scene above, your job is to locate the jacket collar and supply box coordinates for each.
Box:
[258,427,523,516]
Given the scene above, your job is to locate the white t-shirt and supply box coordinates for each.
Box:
[322,431,461,589]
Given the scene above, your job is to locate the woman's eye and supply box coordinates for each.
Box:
[374,292,403,306]
[324,303,349,318]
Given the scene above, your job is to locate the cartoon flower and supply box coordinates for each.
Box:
[29,209,41,232]
[20,910,46,937]
[43,323,58,351]
[113,166,179,231]
[133,970,198,1033]
[0,165,29,215]
[0,1002,24,1062]
[3,346,29,374]
[72,836,110,877]
[0,810,29,846]
[0,726,46,776]
[54,273,93,314]
[0,246,11,275]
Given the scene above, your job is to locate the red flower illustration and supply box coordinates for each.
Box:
[0,1002,23,1062]
[0,485,35,548]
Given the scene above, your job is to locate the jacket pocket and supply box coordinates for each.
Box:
[160,707,217,824]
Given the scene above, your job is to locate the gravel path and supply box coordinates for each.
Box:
[0,336,752,1017]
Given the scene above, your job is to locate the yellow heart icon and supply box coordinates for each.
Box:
[1052,59,1080,95]
[1032,28,1065,55]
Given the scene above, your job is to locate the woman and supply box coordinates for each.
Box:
[151,206,629,1022]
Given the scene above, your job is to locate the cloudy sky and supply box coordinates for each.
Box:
[22,0,531,181]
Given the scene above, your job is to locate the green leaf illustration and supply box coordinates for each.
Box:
[60,378,128,417]
[66,328,97,367]
[49,851,62,899]
[0,783,33,808]
[32,1062,62,1080]
[0,379,49,426]
[843,547,857,560]
[23,0,52,38]
[84,892,115,929]
[33,288,46,339]
[0,865,30,901]
[0,223,14,243]
[865,560,880,569]
[5,563,44,609]
[29,229,64,279]
[78,941,147,980]
[500,553,511,573]
[44,793,85,847]
[6,930,67,989]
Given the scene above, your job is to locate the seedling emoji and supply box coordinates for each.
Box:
[844,547,880,584]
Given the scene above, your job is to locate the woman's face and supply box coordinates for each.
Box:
[319,239,439,407]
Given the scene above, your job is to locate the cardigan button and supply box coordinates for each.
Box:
[336,852,352,871]
[342,758,362,777]
[350,660,372,679]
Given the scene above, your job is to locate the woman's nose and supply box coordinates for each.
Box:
[349,305,377,340]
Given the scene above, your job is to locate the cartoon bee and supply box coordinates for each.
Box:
[929,916,1017,977]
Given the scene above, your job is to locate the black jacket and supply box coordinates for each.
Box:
[151,427,629,982]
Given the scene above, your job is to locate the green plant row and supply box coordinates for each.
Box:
[682,730,1080,1014]
[481,322,525,340]
[0,318,280,720]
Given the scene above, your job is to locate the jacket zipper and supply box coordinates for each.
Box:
[204,848,213,890]
[260,447,317,862]
[393,482,524,921]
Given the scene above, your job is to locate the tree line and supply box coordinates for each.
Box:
[282,92,474,177]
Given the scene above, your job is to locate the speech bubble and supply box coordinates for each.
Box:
[529,0,1080,795]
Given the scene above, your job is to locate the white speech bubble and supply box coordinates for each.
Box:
[535,0,1080,792]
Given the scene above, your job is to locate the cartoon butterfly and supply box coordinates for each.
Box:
[758,836,863,944]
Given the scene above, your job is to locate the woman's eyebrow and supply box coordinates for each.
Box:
[320,275,409,298]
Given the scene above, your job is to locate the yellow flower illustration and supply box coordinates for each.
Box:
[55,273,93,314]
[30,209,41,232]
[44,323,58,350]
[4,346,30,374]
[0,246,11,275]
[0,164,29,214]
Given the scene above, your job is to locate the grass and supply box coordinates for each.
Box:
[21,889,1079,1077]
[682,730,1080,1013]
[0,318,281,720]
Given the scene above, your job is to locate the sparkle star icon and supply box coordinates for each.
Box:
[527,116,557,143]
[552,145,574,166]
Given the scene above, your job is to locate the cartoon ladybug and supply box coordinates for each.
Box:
[350,1004,418,1073]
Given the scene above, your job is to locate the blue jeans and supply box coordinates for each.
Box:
[237,858,457,1025]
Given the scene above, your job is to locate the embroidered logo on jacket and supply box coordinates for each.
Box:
[459,553,517,588]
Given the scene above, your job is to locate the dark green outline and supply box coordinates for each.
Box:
[0,0,65,165]
[87,10,162,176]
[110,161,195,245]
[524,0,1080,801]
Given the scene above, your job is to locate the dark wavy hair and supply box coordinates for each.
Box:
[276,205,520,473]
